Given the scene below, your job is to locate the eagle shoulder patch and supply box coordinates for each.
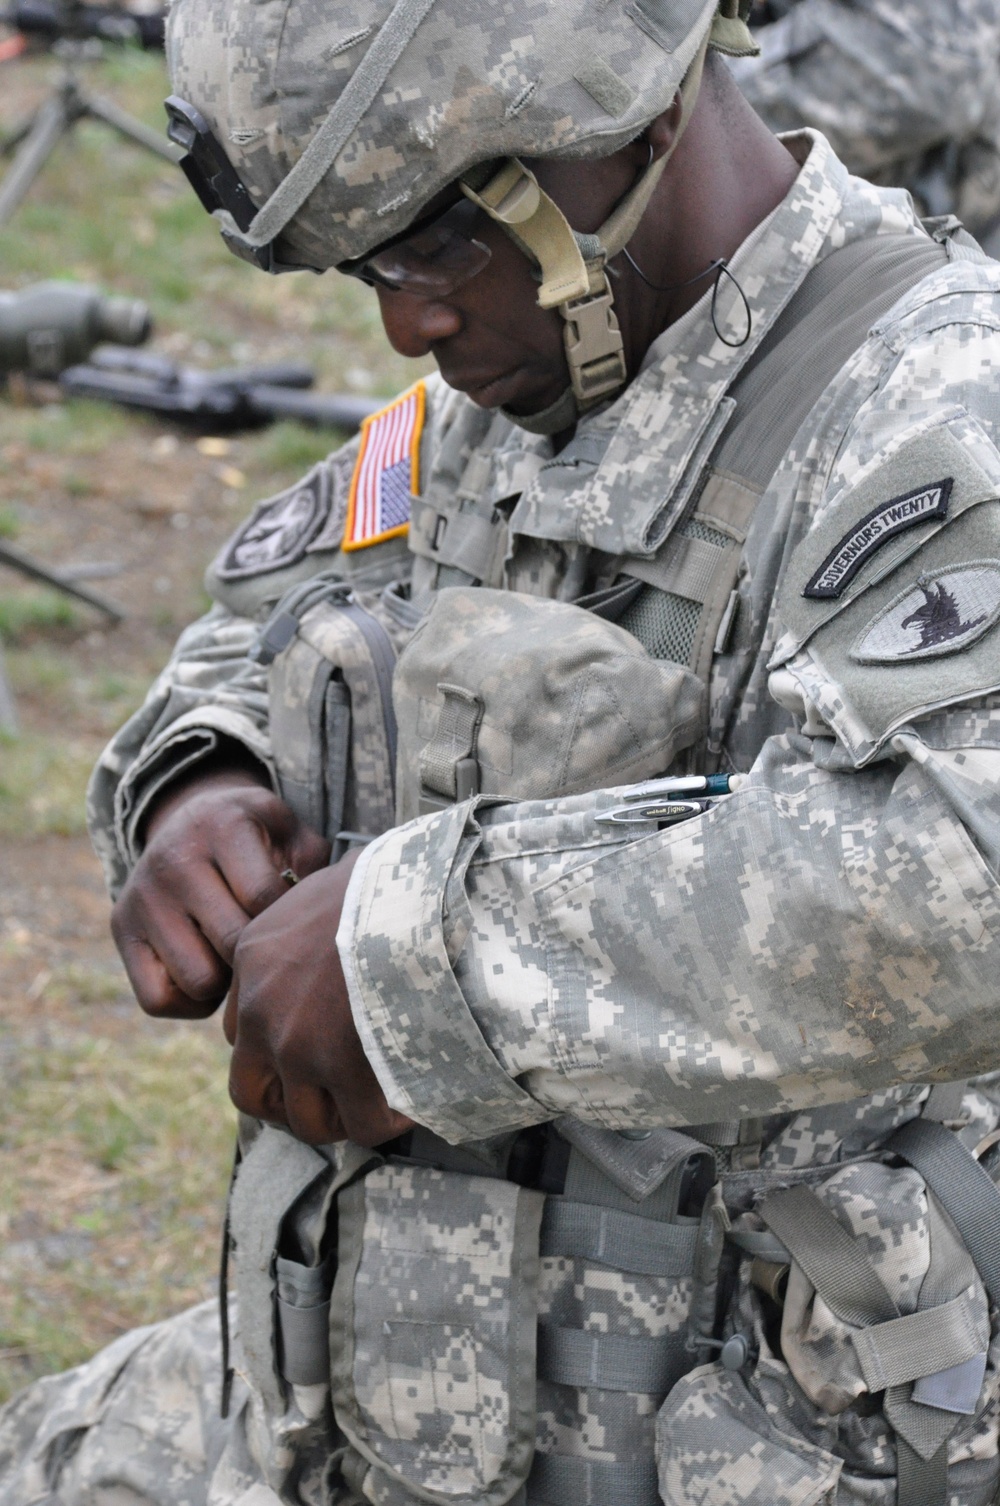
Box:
[342,381,425,552]
[851,561,1000,663]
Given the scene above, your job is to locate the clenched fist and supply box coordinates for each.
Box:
[111,767,330,1018]
[223,856,414,1147]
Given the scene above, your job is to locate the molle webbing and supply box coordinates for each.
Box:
[619,234,950,681]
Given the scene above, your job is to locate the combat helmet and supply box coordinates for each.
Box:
[166,0,758,432]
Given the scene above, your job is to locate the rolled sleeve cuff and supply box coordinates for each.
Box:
[336,803,546,1146]
[113,708,275,869]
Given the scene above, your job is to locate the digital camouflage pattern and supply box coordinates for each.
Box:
[331,1164,543,1503]
[731,0,1000,244]
[392,586,705,822]
[47,129,1000,1504]
[0,1302,284,1506]
[656,1157,1000,1505]
[165,0,718,271]
[339,133,1000,1141]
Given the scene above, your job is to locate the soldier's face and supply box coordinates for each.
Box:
[371,145,647,419]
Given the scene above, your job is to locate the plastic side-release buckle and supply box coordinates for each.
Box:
[562,280,627,408]
[249,610,300,665]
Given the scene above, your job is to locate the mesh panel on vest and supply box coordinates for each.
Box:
[618,588,701,663]
[682,518,728,548]
[617,519,728,663]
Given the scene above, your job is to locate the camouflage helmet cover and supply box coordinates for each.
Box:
[166,0,722,272]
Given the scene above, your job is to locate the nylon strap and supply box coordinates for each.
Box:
[540,1198,700,1277]
[759,1183,898,1328]
[527,1450,661,1506]
[851,1293,986,1394]
[888,1118,1000,1305]
[898,1438,948,1506]
[715,234,948,492]
[231,0,438,250]
[536,1323,688,1393]
[460,160,591,310]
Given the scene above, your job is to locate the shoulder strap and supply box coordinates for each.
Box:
[718,233,949,492]
[617,234,950,689]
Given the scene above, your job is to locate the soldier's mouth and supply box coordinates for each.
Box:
[445,368,523,405]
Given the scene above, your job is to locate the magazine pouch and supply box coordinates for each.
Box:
[392,586,705,823]
[330,1162,544,1505]
[655,1139,1000,1505]
[255,575,418,850]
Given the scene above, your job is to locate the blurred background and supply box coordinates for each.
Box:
[0,33,428,1404]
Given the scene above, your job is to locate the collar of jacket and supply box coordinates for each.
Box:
[506,132,854,561]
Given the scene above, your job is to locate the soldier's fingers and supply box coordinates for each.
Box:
[339,1097,415,1150]
[281,1080,347,1146]
[287,824,333,880]
[132,903,233,1008]
[216,820,308,918]
[114,931,224,1019]
[228,1039,287,1126]
[187,878,252,967]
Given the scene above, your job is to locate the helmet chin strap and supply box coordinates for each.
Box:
[459,32,711,436]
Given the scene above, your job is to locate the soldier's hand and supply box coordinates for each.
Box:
[224,854,415,1148]
[111,768,331,1019]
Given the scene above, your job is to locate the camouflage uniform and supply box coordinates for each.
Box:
[8,36,1000,1503]
[730,0,1000,251]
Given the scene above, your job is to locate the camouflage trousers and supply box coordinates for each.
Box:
[0,1301,280,1506]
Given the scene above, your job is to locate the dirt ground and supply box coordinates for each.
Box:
[0,44,422,1401]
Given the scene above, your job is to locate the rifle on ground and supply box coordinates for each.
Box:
[60,348,382,432]
[0,0,165,51]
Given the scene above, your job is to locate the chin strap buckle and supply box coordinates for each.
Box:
[562,276,627,409]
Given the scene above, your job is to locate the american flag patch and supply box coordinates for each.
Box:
[343,381,425,552]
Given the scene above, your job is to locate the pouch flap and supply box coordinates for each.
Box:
[331,1164,544,1505]
[655,1363,842,1505]
[229,1127,333,1416]
[393,587,705,824]
[556,1117,713,1204]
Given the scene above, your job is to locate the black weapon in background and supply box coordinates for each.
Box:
[60,348,382,432]
[0,0,165,50]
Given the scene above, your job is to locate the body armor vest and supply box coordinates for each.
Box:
[240,231,1000,1506]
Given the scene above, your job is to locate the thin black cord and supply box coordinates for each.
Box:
[621,245,752,348]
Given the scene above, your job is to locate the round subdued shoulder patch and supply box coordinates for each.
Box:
[215,465,330,581]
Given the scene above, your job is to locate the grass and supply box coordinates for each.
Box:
[0,1020,234,1400]
[0,43,425,1407]
[0,729,97,835]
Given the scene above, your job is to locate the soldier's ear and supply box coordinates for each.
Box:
[645,99,684,163]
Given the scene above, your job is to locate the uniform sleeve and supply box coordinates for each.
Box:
[732,0,1000,177]
[337,318,1000,1145]
[86,375,454,896]
[86,602,274,896]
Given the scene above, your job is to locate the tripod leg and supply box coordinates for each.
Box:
[0,541,125,623]
[0,115,38,159]
[0,639,18,739]
[0,95,71,228]
[85,95,181,164]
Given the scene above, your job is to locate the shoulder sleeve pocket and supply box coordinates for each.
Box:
[770,410,1000,764]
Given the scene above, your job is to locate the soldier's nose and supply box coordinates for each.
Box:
[375,287,462,356]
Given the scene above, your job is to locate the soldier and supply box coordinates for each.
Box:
[4,0,1000,1503]
[731,0,1000,254]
